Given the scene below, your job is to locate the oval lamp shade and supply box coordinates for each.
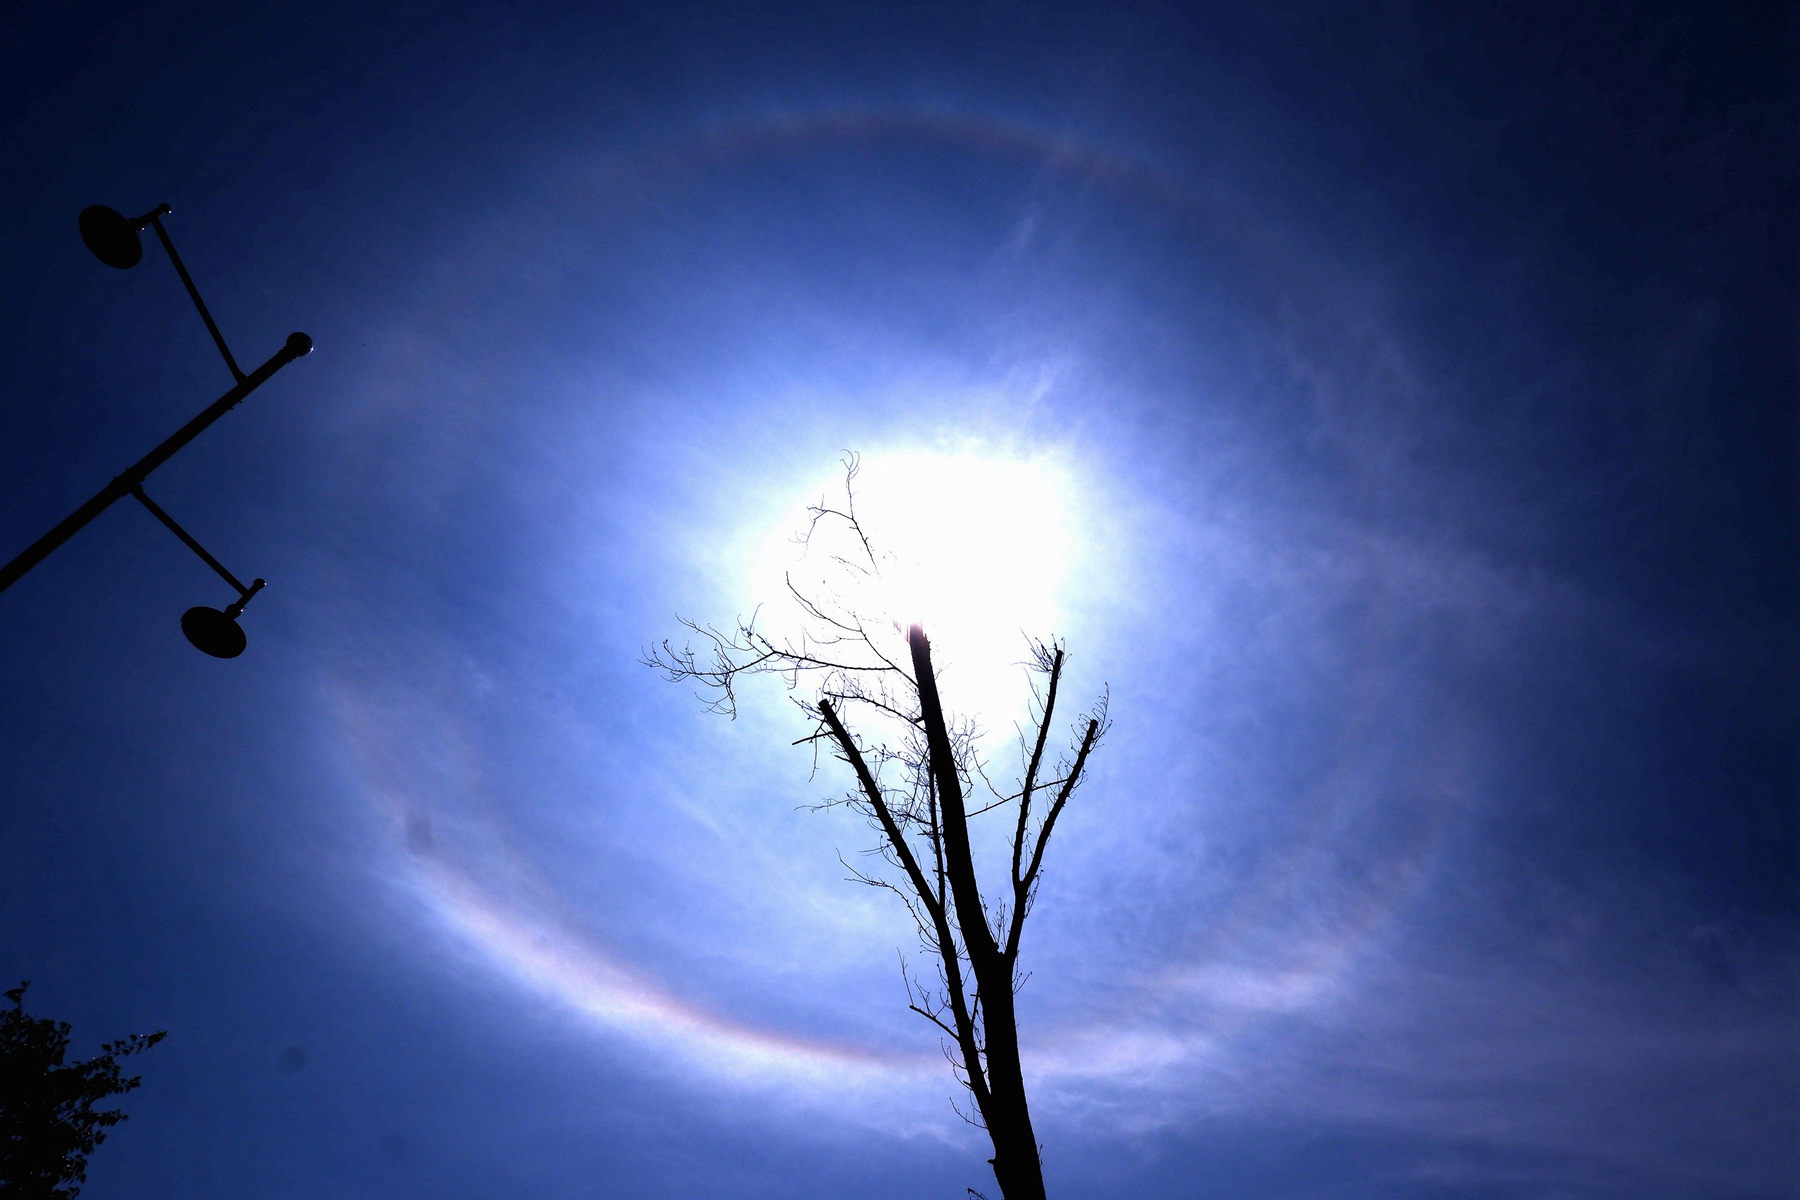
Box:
[181,606,247,658]
[78,205,143,270]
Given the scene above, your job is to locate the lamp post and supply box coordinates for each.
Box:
[0,204,313,657]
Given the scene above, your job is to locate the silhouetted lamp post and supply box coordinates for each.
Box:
[0,203,313,657]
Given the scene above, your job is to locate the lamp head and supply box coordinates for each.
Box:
[181,606,247,658]
[78,205,143,269]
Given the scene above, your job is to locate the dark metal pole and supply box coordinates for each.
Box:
[0,331,312,597]
[145,212,245,383]
[129,486,252,597]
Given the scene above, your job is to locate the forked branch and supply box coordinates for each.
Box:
[1006,690,1107,962]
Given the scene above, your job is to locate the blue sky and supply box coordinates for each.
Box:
[0,3,1792,1197]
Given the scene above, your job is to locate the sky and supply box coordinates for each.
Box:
[0,3,1792,1197]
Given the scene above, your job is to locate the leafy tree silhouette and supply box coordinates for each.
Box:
[650,457,1108,1200]
[0,983,165,1198]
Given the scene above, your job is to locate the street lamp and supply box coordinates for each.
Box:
[0,203,313,657]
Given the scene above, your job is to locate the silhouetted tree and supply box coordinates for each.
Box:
[0,982,165,1199]
[650,458,1108,1200]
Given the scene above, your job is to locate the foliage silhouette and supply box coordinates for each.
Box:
[649,456,1108,1200]
[0,982,165,1199]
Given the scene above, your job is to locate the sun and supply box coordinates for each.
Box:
[746,444,1085,726]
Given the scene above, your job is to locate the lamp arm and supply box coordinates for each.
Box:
[129,486,253,598]
[146,212,245,383]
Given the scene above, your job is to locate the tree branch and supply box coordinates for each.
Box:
[1011,642,1063,890]
[1006,702,1104,961]
[819,698,991,1109]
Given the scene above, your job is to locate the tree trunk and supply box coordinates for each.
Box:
[972,974,1047,1200]
[909,625,1048,1200]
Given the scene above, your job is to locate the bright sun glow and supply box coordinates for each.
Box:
[746,446,1085,725]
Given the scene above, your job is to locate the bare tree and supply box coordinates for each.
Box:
[648,457,1108,1200]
